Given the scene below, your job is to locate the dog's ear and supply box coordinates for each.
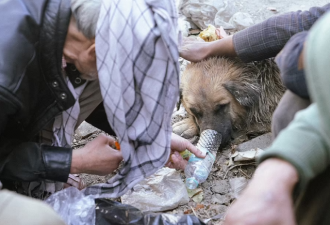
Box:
[223,81,260,107]
[176,88,183,110]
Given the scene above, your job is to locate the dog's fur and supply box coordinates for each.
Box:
[173,57,285,145]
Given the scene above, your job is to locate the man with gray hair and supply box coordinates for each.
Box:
[0,0,202,218]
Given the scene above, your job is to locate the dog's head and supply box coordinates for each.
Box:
[180,57,260,144]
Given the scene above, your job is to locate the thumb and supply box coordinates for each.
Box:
[171,152,187,170]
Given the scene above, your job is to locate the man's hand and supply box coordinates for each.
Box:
[70,134,123,175]
[224,158,298,225]
[179,38,211,62]
[215,26,230,39]
[179,35,236,62]
[165,133,205,170]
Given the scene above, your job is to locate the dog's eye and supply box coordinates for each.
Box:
[214,103,228,113]
[190,108,202,118]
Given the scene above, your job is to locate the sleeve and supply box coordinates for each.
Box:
[0,98,72,183]
[233,3,330,62]
[259,104,330,192]
[275,31,308,98]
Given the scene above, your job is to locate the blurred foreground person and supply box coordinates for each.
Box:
[224,11,330,225]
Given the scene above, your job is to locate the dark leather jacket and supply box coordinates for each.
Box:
[0,0,75,182]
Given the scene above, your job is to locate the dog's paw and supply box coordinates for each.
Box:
[172,118,198,139]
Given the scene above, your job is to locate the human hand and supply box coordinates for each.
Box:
[179,37,211,62]
[215,26,229,39]
[223,158,298,225]
[70,134,123,175]
[179,35,236,62]
[165,133,206,170]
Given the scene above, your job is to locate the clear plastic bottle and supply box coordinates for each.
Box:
[185,129,222,189]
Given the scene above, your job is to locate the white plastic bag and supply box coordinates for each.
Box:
[179,0,237,30]
[121,167,189,212]
[229,12,254,30]
[45,187,95,225]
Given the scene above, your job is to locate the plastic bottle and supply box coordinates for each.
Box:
[185,129,222,189]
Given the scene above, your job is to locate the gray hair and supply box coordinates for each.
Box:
[71,0,102,39]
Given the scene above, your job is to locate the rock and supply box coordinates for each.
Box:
[208,204,228,217]
[212,180,230,194]
[229,177,248,199]
[237,132,272,152]
[75,121,100,138]
[189,29,201,35]
[201,180,213,189]
[212,194,231,205]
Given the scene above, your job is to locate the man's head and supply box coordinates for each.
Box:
[63,0,101,80]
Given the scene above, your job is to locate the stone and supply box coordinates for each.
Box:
[237,132,272,152]
[208,204,228,218]
[212,180,230,194]
[212,194,231,205]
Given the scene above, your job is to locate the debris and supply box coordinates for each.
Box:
[230,148,264,165]
[207,204,228,218]
[121,168,189,212]
[180,0,237,30]
[75,121,100,138]
[189,29,201,35]
[223,162,256,179]
[229,177,248,199]
[45,187,95,225]
[236,132,272,152]
[267,7,277,12]
[203,213,225,223]
[195,204,205,210]
[212,194,231,205]
[229,12,254,31]
[212,180,230,194]
[187,188,204,203]
[199,25,219,42]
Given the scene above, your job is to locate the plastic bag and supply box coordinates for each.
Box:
[179,0,237,30]
[229,12,254,30]
[45,187,95,225]
[121,168,189,212]
[95,198,206,225]
[45,187,205,225]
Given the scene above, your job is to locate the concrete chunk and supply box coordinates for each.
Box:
[237,133,272,152]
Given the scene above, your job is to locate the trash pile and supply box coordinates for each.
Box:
[47,118,272,225]
[177,0,254,37]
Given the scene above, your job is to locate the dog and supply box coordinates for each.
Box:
[173,57,285,145]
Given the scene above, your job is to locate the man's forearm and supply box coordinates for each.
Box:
[207,35,237,59]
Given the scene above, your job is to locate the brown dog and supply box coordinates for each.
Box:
[173,57,285,145]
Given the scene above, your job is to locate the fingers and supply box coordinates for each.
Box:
[95,133,116,145]
[166,152,187,170]
[171,133,206,158]
[186,142,206,158]
[215,26,229,39]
